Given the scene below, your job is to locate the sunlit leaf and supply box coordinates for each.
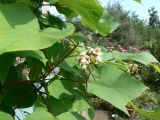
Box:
[88,64,147,114]
[0,111,14,120]
[0,2,74,55]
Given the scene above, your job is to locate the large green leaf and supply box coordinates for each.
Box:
[72,96,91,112]
[48,95,93,119]
[88,64,147,114]
[48,80,77,99]
[57,111,85,120]
[3,81,37,108]
[25,110,85,120]
[0,111,14,120]
[26,57,44,81]
[25,110,56,120]
[102,51,159,65]
[0,53,15,84]
[58,0,119,36]
[0,2,74,55]
[72,95,94,120]
[43,41,70,62]
[0,0,17,4]
[48,96,73,116]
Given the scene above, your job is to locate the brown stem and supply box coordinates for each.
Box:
[42,42,79,80]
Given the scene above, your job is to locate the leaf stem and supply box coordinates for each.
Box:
[42,42,80,79]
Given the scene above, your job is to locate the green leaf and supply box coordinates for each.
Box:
[48,80,77,99]
[57,111,85,120]
[3,65,20,86]
[72,95,91,113]
[60,61,83,80]
[0,105,14,117]
[0,2,74,55]
[88,64,147,114]
[0,0,17,4]
[48,94,93,119]
[3,81,37,108]
[26,57,44,81]
[48,0,59,4]
[72,95,94,120]
[56,4,78,19]
[132,105,160,120]
[0,53,15,84]
[103,51,159,65]
[0,111,14,120]
[58,0,119,36]
[150,63,160,73]
[25,110,56,120]
[25,110,85,120]
[43,41,70,62]
[48,96,73,116]
[47,13,66,30]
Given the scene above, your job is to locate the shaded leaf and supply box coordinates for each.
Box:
[48,96,73,116]
[0,53,15,84]
[3,81,37,108]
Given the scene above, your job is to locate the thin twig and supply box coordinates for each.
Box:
[42,42,79,80]
[32,84,52,113]
[83,71,88,91]
[88,67,100,81]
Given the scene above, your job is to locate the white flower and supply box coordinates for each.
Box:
[87,47,95,54]
[95,47,101,53]
[95,47,102,56]
[80,58,90,64]
[80,51,87,57]
[81,64,87,69]
[96,55,102,62]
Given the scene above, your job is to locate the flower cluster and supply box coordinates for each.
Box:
[15,57,25,66]
[79,47,102,69]
[127,63,139,75]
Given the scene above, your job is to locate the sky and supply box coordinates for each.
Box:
[99,0,160,20]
